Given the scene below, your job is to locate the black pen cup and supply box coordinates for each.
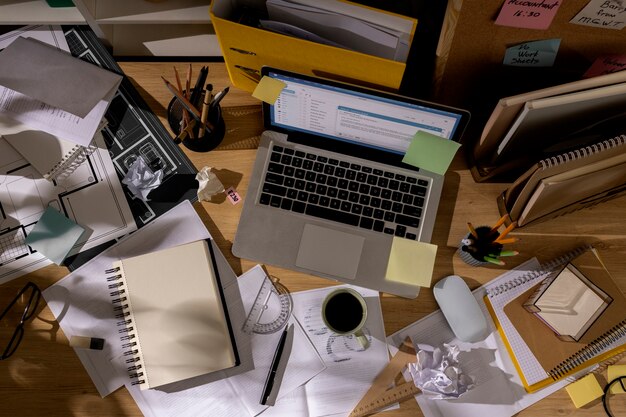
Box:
[167,89,226,152]
[458,226,501,266]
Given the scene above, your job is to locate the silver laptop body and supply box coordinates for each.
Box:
[233,68,469,298]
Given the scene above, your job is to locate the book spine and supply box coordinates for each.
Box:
[549,318,626,379]
[539,134,626,170]
[45,144,98,181]
[486,246,588,298]
[106,266,146,387]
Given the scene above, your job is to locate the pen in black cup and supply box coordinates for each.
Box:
[190,66,208,108]
[209,86,230,113]
[261,323,293,405]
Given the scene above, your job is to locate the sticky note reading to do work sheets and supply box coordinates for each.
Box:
[402,130,461,175]
[385,237,437,287]
[503,39,561,67]
[252,76,287,105]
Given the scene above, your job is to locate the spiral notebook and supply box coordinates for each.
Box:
[484,246,626,392]
[4,123,99,181]
[497,134,626,226]
[107,239,239,390]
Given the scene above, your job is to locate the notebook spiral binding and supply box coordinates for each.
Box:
[549,319,626,380]
[45,144,98,181]
[106,266,146,387]
[486,246,589,298]
[539,134,626,169]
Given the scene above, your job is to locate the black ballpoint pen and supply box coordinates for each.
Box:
[260,324,293,405]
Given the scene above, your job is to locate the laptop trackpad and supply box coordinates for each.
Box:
[295,224,365,280]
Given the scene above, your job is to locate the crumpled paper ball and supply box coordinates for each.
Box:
[408,343,474,399]
[195,166,225,202]
[122,156,163,202]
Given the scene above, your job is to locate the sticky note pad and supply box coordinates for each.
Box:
[584,55,626,78]
[385,237,437,287]
[401,131,461,175]
[25,206,85,265]
[608,364,626,394]
[252,76,286,105]
[565,373,603,408]
[571,0,626,30]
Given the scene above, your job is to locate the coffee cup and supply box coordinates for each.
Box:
[321,287,369,349]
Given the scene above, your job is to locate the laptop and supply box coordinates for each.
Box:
[233,67,470,298]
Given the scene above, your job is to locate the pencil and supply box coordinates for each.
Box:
[490,214,509,233]
[484,256,505,266]
[495,237,519,245]
[162,76,213,133]
[467,222,478,238]
[173,66,190,134]
[495,250,519,257]
[199,85,211,137]
[185,64,192,99]
[494,222,517,243]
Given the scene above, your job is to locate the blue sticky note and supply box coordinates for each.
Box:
[25,206,85,265]
[402,130,461,175]
[503,39,561,67]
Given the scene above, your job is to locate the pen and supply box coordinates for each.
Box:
[199,85,211,137]
[261,324,292,405]
[209,86,230,113]
[189,66,208,108]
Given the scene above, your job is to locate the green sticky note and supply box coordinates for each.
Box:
[402,131,461,175]
[25,206,85,265]
[385,237,437,287]
[252,76,286,105]
[608,364,626,394]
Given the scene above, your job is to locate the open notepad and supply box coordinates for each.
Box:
[108,239,239,390]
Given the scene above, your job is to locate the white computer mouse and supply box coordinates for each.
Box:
[433,275,488,343]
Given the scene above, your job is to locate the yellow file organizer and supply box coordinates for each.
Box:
[210,0,416,93]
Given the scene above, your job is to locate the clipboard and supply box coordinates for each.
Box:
[349,338,421,417]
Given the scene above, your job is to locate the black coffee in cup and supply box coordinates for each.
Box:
[323,291,365,333]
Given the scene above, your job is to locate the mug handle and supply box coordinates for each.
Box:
[354,329,370,349]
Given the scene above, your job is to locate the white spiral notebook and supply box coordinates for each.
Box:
[107,239,239,390]
[5,130,97,181]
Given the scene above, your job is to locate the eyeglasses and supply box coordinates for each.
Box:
[0,282,41,360]
[602,376,626,417]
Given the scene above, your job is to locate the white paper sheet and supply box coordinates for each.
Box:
[42,200,246,397]
[291,285,389,417]
[387,259,588,417]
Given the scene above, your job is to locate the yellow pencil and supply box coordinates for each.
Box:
[496,237,519,245]
[490,214,509,232]
[467,222,478,238]
[495,222,517,243]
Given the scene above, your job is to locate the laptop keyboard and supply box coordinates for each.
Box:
[257,144,430,240]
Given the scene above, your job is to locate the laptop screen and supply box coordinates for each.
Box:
[264,68,469,156]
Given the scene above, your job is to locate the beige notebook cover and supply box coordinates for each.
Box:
[503,248,626,378]
[111,239,237,390]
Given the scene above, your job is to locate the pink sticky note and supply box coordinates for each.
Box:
[226,187,242,205]
[495,0,562,30]
[584,55,626,78]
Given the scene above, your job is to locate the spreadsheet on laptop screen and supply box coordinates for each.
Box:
[267,71,465,155]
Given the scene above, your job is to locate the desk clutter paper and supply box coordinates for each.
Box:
[0,36,122,147]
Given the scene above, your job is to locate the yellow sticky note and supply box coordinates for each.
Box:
[385,237,437,287]
[252,76,286,104]
[608,364,626,394]
[565,374,603,408]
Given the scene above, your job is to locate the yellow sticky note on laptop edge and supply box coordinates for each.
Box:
[565,373,603,408]
[252,76,286,104]
[402,130,461,176]
[385,237,437,287]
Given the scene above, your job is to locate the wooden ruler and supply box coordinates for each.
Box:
[349,338,421,417]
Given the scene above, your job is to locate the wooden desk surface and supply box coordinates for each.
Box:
[1,62,625,417]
